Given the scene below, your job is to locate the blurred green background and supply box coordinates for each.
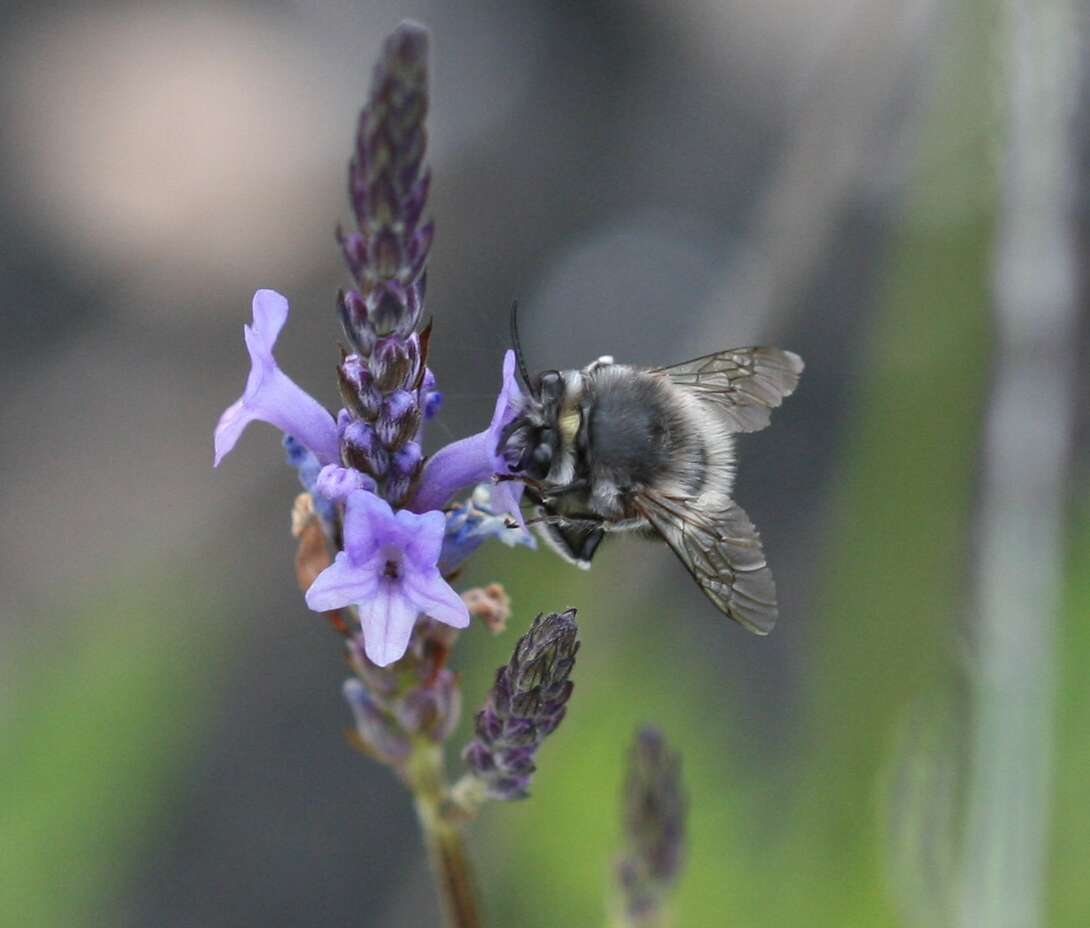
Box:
[1,1,1086,926]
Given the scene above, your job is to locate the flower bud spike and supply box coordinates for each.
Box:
[613,726,687,925]
[462,609,579,800]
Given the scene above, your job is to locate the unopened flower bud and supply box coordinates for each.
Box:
[406,221,433,282]
[343,678,410,764]
[402,170,430,232]
[376,389,421,449]
[367,280,408,337]
[338,289,375,356]
[391,668,461,742]
[342,419,389,477]
[371,226,403,278]
[337,225,368,280]
[372,335,419,392]
[315,463,375,502]
[392,441,423,478]
[461,583,511,634]
[420,368,442,419]
[382,474,411,507]
[338,354,382,420]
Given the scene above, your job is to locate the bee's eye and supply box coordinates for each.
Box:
[526,442,552,479]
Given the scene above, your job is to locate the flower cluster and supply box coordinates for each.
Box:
[213,23,529,670]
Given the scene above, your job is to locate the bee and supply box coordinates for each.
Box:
[497,308,803,634]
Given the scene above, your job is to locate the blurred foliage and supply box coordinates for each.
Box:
[0,580,227,928]
[1048,508,1090,927]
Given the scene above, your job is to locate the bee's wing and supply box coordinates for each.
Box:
[633,489,778,634]
[653,347,803,433]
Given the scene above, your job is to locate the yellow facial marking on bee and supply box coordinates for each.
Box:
[558,406,581,445]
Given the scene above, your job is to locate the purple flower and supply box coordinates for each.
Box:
[304,489,469,666]
[408,350,525,519]
[439,483,536,575]
[214,290,340,466]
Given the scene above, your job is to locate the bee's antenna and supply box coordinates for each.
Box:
[510,299,535,396]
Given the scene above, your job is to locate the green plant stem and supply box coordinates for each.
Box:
[409,742,482,928]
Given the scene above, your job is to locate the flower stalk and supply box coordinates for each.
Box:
[409,741,482,928]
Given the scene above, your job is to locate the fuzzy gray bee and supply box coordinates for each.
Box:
[497,317,803,634]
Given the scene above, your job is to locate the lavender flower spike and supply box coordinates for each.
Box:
[214,289,340,466]
[409,349,525,518]
[462,609,579,800]
[615,727,687,925]
[304,489,469,666]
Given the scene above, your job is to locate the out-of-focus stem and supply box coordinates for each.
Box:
[957,1,1080,926]
[409,742,482,928]
[607,902,674,928]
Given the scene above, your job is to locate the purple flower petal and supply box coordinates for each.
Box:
[340,489,392,564]
[304,551,379,612]
[409,350,524,515]
[249,286,289,347]
[360,586,420,667]
[402,569,470,629]
[396,507,446,568]
[491,479,527,531]
[213,290,340,467]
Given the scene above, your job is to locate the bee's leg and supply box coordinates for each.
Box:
[525,512,602,527]
[538,479,591,505]
[493,473,550,496]
[535,518,605,568]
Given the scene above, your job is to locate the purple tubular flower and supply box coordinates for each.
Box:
[214,290,339,466]
[408,350,525,518]
[462,609,579,799]
[304,489,469,666]
[439,483,536,575]
[283,434,322,492]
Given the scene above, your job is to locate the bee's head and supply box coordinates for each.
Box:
[498,369,564,481]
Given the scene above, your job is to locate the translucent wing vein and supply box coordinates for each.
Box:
[654,347,803,433]
[635,490,778,634]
